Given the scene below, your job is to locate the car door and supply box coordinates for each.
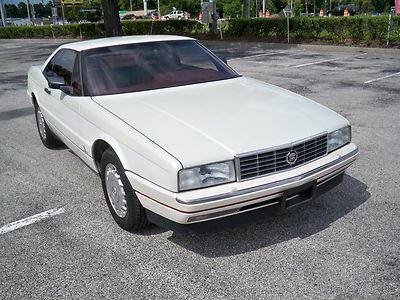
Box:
[43,49,91,154]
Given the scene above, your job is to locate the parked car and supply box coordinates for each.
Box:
[162,10,186,20]
[370,11,381,16]
[327,4,358,16]
[142,12,159,20]
[121,14,136,20]
[27,36,358,232]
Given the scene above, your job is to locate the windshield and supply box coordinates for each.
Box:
[82,40,239,96]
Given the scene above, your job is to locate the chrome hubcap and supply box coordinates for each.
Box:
[36,108,46,139]
[105,163,127,218]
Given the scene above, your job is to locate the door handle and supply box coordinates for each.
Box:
[44,88,51,95]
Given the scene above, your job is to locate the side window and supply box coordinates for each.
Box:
[71,56,82,96]
[44,49,82,96]
[175,43,218,72]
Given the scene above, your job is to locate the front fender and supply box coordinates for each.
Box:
[27,65,46,105]
[92,133,181,192]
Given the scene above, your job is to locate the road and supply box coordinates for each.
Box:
[0,39,399,299]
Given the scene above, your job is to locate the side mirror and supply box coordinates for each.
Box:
[48,76,66,89]
[60,85,73,95]
[220,56,228,65]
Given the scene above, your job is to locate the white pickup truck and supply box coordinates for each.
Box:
[162,10,186,20]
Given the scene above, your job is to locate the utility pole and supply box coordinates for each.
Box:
[61,1,65,24]
[143,0,147,16]
[0,0,6,27]
[262,0,265,16]
[25,0,31,25]
[244,0,250,18]
[305,0,308,16]
[157,0,160,19]
[283,5,292,43]
[313,0,316,15]
[31,2,35,19]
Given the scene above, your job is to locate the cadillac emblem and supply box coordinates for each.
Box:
[286,150,298,165]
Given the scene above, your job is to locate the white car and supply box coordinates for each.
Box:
[162,10,185,20]
[27,35,358,232]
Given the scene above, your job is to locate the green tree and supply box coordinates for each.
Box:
[64,6,80,22]
[294,0,302,16]
[266,1,277,14]
[371,0,392,12]
[118,0,143,11]
[271,0,286,11]
[223,0,242,18]
[17,2,28,18]
[81,0,103,22]
[4,4,22,18]
[33,2,52,18]
[355,0,374,13]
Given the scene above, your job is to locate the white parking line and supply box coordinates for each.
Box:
[364,71,400,84]
[292,58,339,68]
[229,51,284,61]
[0,207,66,235]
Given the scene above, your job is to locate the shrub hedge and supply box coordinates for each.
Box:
[0,20,203,39]
[225,16,400,46]
[0,16,399,47]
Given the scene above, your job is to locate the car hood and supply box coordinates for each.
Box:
[92,77,349,167]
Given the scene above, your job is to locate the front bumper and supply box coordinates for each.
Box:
[145,171,345,233]
[127,143,358,227]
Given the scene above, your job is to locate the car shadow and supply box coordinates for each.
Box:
[166,174,370,258]
[0,107,33,121]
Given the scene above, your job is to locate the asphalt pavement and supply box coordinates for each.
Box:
[0,38,399,299]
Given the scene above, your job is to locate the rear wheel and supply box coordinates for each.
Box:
[34,104,62,148]
[100,148,148,231]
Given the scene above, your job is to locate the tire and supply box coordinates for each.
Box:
[100,148,148,231]
[34,104,62,149]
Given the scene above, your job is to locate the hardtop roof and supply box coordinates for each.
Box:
[60,35,195,52]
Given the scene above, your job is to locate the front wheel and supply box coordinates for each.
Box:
[100,148,148,231]
[34,104,62,148]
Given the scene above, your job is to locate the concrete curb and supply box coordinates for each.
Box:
[201,40,400,56]
[295,43,400,55]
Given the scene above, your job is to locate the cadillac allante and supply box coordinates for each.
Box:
[27,36,358,232]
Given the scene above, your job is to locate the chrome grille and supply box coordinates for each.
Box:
[238,134,328,180]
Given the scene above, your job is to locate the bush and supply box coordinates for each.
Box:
[0,20,203,39]
[122,20,204,35]
[225,18,286,38]
[0,17,399,47]
[223,16,400,46]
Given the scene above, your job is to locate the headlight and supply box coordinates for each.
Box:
[327,126,351,152]
[178,161,236,191]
